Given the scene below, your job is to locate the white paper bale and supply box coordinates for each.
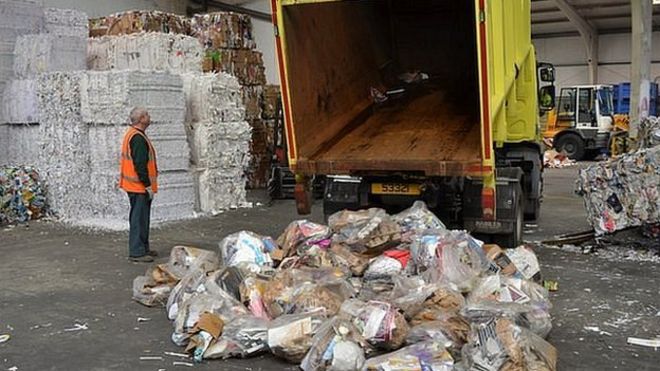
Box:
[148,119,187,138]
[13,34,87,78]
[190,121,251,170]
[151,136,191,172]
[194,168,248,213]
[152,170,196,222]
[86,125,125,222]
[181,72,244,123]
[87,169,128,220]
[87,32,203,74]
[0,0,44,41]
[37,72,92,220]
[0,123,40,165]
[44,7,88,37]
[2,79,39,123]
[87,123,126,170]
[0,0,44,100]
[80,70,186,125]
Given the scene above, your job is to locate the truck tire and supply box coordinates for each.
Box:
[555,133,585,161]
[494,183,524,248]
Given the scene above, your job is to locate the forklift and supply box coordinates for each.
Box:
[543,85,615,160]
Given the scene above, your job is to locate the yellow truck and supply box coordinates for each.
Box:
[271,0,555,247]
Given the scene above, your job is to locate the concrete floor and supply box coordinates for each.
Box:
[1,165,659,371]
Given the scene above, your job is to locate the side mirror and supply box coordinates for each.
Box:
[539,66,555,83]
[539,85,555,112]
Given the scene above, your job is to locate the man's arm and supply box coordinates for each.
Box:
[129,134,151,188]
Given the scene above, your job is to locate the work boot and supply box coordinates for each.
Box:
[146,250,159,257]
[129,255,154,263]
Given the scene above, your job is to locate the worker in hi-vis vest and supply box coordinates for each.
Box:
[119,107,159,263]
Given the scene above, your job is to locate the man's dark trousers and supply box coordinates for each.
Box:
[128,192,151,257]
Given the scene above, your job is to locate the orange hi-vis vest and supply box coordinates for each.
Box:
[119,126,158,193]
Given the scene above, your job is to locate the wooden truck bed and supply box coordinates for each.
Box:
[295,90,482,176]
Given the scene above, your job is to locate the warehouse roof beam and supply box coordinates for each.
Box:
[551,0,599,83]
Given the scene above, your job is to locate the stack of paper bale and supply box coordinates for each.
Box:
[576,117,660,235]
[182,72,251,213]
[80,71,196,227]
[0,0,43,158]
[191,13,269,188]
[87,23,252,217]
[0,0,44,101]
[87,32,204,73]
[88,10,190,37]
[0,6,87,172]
[1,7,88,166]
[259,84,281,167]
[12,7,87,78]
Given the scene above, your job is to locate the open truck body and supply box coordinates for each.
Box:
[271,0,545,247]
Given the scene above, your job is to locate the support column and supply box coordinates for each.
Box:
[552,0,599,83]
[629,0,653,140]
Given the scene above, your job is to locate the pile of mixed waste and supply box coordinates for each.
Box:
[576,117,660,235]
[0,165,48,225]
[133,201,556,370]
[543,149,576,168]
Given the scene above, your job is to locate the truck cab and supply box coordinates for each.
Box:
[544,85,614,160]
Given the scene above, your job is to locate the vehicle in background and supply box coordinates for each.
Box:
[543,85,614,160]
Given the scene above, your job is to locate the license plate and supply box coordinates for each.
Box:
[371,183,421,196]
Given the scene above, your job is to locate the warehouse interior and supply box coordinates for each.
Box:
[1,1,659,370]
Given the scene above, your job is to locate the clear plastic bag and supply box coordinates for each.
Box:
[357,278,395,302]
[300,316,371,371]
[166,268,207,320]
[461,317,557,371]
[328,208,401,252]
[339,299,409,350]
[204,315,269,359]
[387,275,438,319]
[277,220,332,257]
[412,231,484,292]
[363,256,404,281]
[267,308,327,363]
[133,247,219,307]
[410,310,470,347]
[363,340,454,371]
[465,275,552,338]
[329,243,370,276]
[172,272,249,346]
[132,274,172,307]
[239,276,271,320]
[167,245,220,279]
[262,268,353,318]
[393,200,446,233]
[218,231,275,272]
[406,321,454,348]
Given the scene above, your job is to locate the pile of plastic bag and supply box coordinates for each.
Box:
[576,117,660,235]
[0,166,48,225]
[133,200,556,370]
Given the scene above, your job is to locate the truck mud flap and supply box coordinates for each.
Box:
[463,168,523,235]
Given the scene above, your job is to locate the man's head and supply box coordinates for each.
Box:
[129,107,151,130]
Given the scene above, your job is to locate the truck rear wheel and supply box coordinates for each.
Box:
[555,133,585,161]
[493,183,524,248]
